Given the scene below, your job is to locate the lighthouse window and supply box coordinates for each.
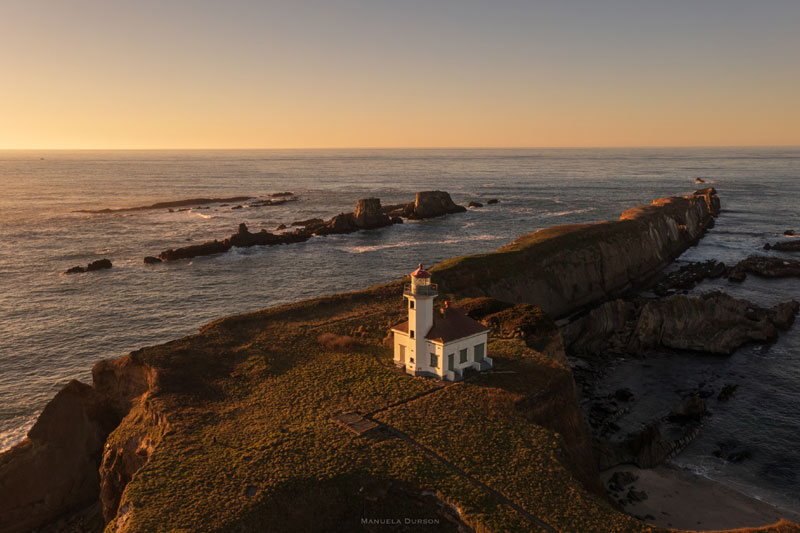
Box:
[459,348,467,363]
[430,353,438,368]
[409,300,414,309]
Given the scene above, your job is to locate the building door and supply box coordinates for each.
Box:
[474,343,485,362]
[447,353,454,371]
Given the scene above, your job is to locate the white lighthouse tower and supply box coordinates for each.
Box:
[406,263,436,368]
[391,264,492,381]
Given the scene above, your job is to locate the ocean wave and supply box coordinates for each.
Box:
[543,208,595,217]
[190,210,214,219]
[0,413,38,452]
[345,234,502,253]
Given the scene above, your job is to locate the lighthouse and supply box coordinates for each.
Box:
[391,264,492,381]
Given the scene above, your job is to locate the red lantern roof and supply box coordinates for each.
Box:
[411,263,431,278]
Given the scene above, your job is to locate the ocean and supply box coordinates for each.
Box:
[1,147,798,513]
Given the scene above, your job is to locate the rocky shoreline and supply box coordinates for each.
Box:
[6,186,798,532]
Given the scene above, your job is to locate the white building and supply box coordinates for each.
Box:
[391,264,492,381]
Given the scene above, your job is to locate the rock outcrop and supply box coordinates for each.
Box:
[563,292,799,357]
[0,356,154,533]
[763,240,800,252]
[594,424,700,470]
[155,192,463,262]
[65,258,113,274]
[433,188,721,318]
[728,255,800,281]
[353,198,391,229]
[405,190,467,219]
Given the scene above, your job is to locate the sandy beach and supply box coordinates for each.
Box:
[602,464,800,531]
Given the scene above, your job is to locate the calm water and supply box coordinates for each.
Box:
[1,148,798,511]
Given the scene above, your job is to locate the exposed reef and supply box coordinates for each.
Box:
[155,191,465,262]
[74,196,257,213]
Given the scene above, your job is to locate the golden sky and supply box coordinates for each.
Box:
[1,1,798,149]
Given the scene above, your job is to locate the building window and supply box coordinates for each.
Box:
[409,300,415,309]
[410,330,415,339]
[399,344,405,362]
[447,353,454,370]
[474,343,485,362]
[459,348,467,363]
[430,353,438,368]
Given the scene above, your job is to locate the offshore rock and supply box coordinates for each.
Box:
[155,192,464,261]
[729,255,800,280]
[353,198,391,229]
[668,395,708,422]
[143,256,162,264]
[65,258,112,274]
[764,240,800,252]
[405,190,467,219]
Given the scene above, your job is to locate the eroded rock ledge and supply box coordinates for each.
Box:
[563,292,799,357]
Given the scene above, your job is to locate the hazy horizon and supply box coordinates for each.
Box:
[2,1,798,150]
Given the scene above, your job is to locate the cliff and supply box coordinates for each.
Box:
[433,188,720,317]
[0,356,154,533]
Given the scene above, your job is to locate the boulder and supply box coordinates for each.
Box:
[614,388,634,402]
[86,259,112,271]
[353,198,391,229]
[608,471,638,492]
[717,383,738,402]
[487,198,499,204]
[407,191,466,219]
[785,230,796,236]
[143,256,162,264]
[668,395,707,422]
[468,201,483,208]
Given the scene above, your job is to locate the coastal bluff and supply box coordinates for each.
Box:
[433,188,720,317]
[8,187,796,533]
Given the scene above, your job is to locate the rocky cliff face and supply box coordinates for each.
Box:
[0,356,155,533]
[434,188,720,318]
[563,292,799,357]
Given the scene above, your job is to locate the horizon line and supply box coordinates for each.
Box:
[1,144,799,151]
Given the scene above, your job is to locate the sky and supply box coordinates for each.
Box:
[1,1,798,149]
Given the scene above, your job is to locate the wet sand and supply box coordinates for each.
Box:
[602,464,800,530]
